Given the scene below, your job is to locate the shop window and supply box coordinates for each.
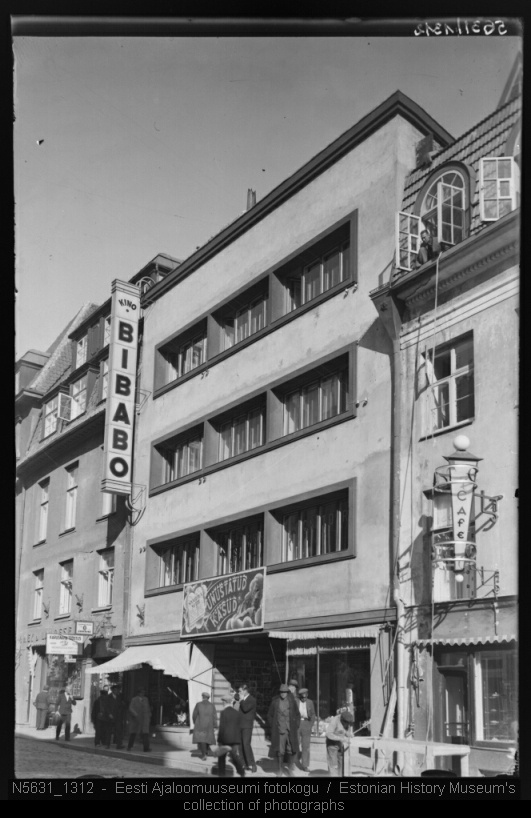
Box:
[281,492,348,562]
[44,396,59,437]
[283,366,347,436]
[212,517,263,575]
[37,479,49,542]
[97,548,114,607]
[215,401,265,462]
[479,157,519,222]
[474,649,518,742]
[76,335,88,368]
[422,334,474,435]
[59,560,73,615]
[70,375,88,420]
[64,463,78,531]
[156,321,207,389]
[33,569,44,620]
[157,536,199,587]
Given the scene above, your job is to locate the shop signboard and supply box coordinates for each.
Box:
[101,279,140,496]
[75,621,94,636]
[181,567,265,637]
[46,634,83,655]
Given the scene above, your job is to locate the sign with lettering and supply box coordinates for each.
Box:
[75,621,94,635]
[46,634,83,655]
[181,568,265,637]
[449,464,476,571]
[101,279,141,495]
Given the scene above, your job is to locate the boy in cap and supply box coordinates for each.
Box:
[325,710,354,776]
[213,695,246,777]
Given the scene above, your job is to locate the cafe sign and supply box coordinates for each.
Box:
[182,568,265,637]
[46,634,84,656]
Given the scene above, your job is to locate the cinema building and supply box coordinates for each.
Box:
[370,82,520,774]
[15,254,179,731]
[95,91,463,742]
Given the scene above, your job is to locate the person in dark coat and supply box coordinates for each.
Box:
[238,684,257,773]
[55,687,74,741]
[108,684,126,749]
[98,684,115,748]
[34,686,50,729]
[91,686,109,747]
[214,695,246,777]
[192,692,218,760]
[416,228,441,267]
[297,688,316,772]
[127,688,152,752]
[267,683,301,776]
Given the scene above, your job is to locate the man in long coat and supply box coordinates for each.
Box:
[192,691,218,760]
[297,687,316,772]
[215,695,246,777]
[33,686,50,729]
[267,683,300,776]
[238,683,257,773]
[91,685,109,747]
[127,688,152,752]
[55,687,74,741]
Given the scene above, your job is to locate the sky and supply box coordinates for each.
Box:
[13,24,522,358]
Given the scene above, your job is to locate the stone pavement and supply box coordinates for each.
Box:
[15,723,333,778]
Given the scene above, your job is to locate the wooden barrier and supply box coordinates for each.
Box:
[347,736,470,777]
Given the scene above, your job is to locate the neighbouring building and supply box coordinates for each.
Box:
[370,82,520,775]
[15,254,179,732]
[91,90,461,751]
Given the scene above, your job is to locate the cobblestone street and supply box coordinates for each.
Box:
[14,736,202,779]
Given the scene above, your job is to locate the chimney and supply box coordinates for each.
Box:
[246,189,256,211]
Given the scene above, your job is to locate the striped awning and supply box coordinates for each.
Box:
[413,634,516,648]
[269,626,382,640]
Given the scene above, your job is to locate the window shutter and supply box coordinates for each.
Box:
[479,157,517,222]
[396,211,421,272]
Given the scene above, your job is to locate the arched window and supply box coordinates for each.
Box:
[420,170,466,247]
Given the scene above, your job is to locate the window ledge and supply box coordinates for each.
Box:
[153,279,356,399]
[54,613,71,621]
[33,539,46,547]
[150,410,354,497]
[95,513,115,522]
[145,584,186,598]
[28,619,42,626]
[267,549,353,574]
[419,417,474,442]
[59,527,76,537]
[91,606,112,613]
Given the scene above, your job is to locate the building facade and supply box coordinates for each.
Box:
[15,255,179,731]
[95,92,459,745]
[370,91,520,775]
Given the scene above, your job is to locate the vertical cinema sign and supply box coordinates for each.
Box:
[101,279,141,495]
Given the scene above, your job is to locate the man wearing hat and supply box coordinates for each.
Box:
[325,710,354,776]
[213,695,246,778]
[267,683,300,776]
[297,688,316,772]
[33,686,50,730]
[192,691,218,761]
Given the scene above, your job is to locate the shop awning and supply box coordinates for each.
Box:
[86,643,192,677]
[413,634,517,648]
[269,626,382,655]
[269,626,382,640]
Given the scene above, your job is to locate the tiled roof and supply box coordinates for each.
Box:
[400,96,521,238]
[27,303,100,397]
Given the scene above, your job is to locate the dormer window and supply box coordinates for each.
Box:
[76,335,88,368]
[479,157,518,222]
[70,375,87,420]
[420,170,466,247]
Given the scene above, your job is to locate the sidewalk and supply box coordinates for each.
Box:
[15,723,328,778]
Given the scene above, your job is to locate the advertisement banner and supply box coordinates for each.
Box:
[46,634,83,655]
[101,279,140,496]
[182,568,265,637]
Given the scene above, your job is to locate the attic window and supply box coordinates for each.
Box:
[479,158,518,222]
[420,170,466,247]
